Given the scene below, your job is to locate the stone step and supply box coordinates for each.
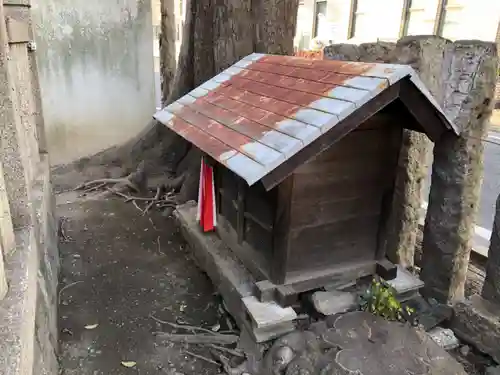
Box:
[386,266,424,301]
[242,296,296,329]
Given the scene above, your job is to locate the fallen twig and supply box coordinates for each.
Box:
[184,350,219,365]
[132,200,143,213]
[208,344,245,358]
[150,315,216,335]
[83,182,106,194]
[107,189,154,202]
[75,178,139,193]
[149,218,158,231]
[58,281,83,304]
[156,236,162,254]
[107,189,134,201]
[210,350,234,375]
[107,188,176,213]
[154,332,239,345]
[143,187,161,215]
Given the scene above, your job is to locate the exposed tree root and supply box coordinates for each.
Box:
[74,160,147,195]
[76,178,140,194]
[210,350,250,375]
[143,187,162,215]
[185,350,219,365]
[72,156,190,214]
[154,332,239,345]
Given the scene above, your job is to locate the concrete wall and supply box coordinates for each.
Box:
[32,0,155,165]
[0,0,59,371]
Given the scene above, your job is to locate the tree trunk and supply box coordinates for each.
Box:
[64,0,300,205]
[159,0,176,106]
[324,37,446,269]
[170,0,299,203]
[383,36,449,268]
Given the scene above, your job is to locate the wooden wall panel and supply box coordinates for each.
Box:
[216,165,278,281]
[245,182,275,231]
[220,198,238,229]
[286,123,400,276]
[244,218,273,262]
[293,176,388,204]
[291,196,382,228]
[304,126,391,163]
[287,215,380,272]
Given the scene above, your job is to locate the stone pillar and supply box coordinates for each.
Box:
[324,36,448,268]
[482,193,500,304]
[421,41,498,303]
[383,36,450,268]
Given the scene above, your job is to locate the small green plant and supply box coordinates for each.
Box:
[359,279,414,322]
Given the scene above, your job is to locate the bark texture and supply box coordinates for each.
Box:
[482,193,500,304]
[421,41,498,304]
[163,0,298,205]
[159,0,176,105]
[324,36,445,269]
[253,0,298,55]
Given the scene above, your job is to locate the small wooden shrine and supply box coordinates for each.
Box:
[154,53,458,306]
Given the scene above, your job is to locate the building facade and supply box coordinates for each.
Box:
[150,1,499,106]
[295,0,500,49]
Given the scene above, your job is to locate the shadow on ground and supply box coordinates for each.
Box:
[57,192,220,375]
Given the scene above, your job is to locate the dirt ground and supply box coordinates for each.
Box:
[54,180,490,375]
[57,191,226,375]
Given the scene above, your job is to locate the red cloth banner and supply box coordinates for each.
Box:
[196,157,217,232]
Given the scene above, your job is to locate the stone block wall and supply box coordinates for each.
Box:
[0,160,59,375]
[0,0,59,372]
[33,155,59,374]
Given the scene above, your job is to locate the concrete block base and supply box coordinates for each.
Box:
[174,202,296,343]
[451,294,500,363]
[386,266,424,301]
